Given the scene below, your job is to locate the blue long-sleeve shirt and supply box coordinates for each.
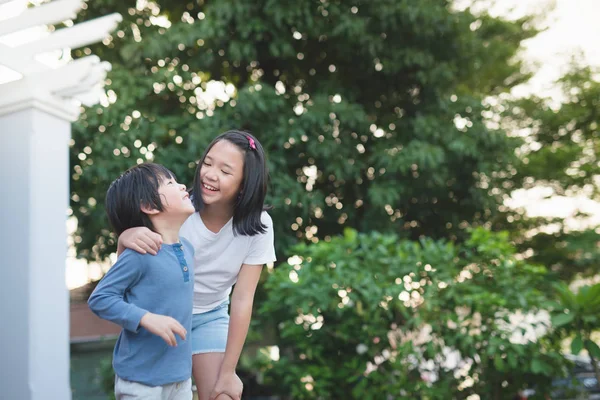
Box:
[88,239,194,386]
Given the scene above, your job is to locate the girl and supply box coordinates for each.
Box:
[118,130,276,400]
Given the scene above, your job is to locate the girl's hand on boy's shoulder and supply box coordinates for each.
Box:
[209,372,243,400]
[119,227,162,255]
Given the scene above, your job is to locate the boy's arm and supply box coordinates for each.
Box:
[88,250,187,346]
[88,251,147,332]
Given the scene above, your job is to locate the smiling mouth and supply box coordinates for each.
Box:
[203,183,218,191]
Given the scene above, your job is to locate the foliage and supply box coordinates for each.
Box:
[98,356,116,400]
[506,65,600,198]
[70,0,538,261]
[497,63,600,281]
[551,282,600,384]
[255,228,565,399]
[58,1,600,397]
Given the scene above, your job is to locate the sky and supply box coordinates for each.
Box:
[1,0,599,288]
[490,0,600,97]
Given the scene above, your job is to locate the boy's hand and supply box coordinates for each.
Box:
[119,227,162,255]
[139,313,186,346]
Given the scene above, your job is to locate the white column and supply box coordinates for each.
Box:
[0,4,120,398]
[0,107,71,399]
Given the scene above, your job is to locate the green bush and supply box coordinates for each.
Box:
[256,228,566,399]
[98,357,116,400]
[551,282,600,386]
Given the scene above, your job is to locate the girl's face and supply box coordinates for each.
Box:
[199,139,245,207]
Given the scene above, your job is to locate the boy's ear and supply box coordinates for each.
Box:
[140,203,160,215]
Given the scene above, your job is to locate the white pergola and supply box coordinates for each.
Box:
[0,1,120,398]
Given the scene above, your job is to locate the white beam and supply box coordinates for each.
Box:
[0,0,83,37]
[72,86,106,106]
[53,60,111,98]
[17,13,122,57]
[0,79,81,120]
[0,56,110,118]
[0,42,51,76]
[54,69,109,97]
[31,56,107,93]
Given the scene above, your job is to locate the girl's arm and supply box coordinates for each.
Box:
[117,227,162,256]
[209,263,263,400]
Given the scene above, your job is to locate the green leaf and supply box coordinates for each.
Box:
[586,340,600,359]
[531,358,543,374]
[551,313,575,327]
[343,228,357,243]
[494,355,505,371]
[582,315,598,324]
[571,336,584,355]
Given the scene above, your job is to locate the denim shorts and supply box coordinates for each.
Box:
[191,301,230,354]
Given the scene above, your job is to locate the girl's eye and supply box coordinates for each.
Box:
[222,170,231,175]
[203,162,211,166]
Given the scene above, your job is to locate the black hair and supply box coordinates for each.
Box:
[105,163,176,236]
[191,130,269,236]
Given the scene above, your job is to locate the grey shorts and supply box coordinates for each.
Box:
[115,376,192,400]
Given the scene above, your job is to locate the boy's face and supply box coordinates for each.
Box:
[157,176,195,217]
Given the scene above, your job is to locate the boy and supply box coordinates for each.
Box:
[88,163,196,400]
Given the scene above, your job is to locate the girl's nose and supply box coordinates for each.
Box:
[180,183,187,190]
[204,169,217,181]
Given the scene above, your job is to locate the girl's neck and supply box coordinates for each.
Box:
[200,203,233,227]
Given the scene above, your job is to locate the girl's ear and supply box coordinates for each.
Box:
[140,203,160,215]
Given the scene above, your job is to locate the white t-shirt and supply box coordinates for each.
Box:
[180,211,276,314]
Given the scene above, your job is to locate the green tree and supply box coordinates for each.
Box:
[70,0,538,261]
[498,63,600,281]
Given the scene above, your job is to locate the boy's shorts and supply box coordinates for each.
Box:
[115,376,192,400]
[191,300,230,354]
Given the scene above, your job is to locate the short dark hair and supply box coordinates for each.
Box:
[105,163,176,236]
[191,130,269,236]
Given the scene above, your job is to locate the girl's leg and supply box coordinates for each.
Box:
[192,303,232,400]
[192,352,233,400]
